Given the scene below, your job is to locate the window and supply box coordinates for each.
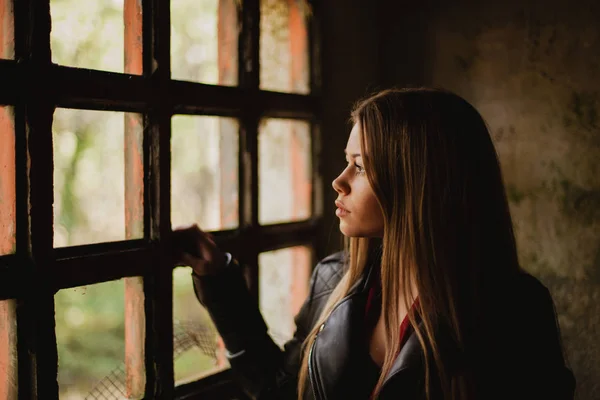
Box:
[0,0,320,399]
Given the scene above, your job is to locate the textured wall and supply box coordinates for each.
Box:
[321,0,599,396]
[391,1,600,397]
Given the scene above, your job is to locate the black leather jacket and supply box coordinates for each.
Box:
[193,252,576,400]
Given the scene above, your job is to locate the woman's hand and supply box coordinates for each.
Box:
[171,224,228,276]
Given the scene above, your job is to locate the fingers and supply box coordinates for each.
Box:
[180,252,200,268]
[173,224,214,246]
[171,223,222,266]
[181,251,216,276]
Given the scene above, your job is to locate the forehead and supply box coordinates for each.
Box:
[346,123,362,154]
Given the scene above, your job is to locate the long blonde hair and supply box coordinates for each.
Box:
[297,88,520,399]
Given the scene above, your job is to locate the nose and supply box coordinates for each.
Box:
[332,171,349,195]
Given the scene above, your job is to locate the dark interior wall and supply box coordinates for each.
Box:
[377,0,600,398]
[318,0,382,256]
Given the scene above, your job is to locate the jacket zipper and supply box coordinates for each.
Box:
[307,294,359,400]
[308,324,326,400]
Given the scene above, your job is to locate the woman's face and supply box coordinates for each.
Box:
[332,124,384,237]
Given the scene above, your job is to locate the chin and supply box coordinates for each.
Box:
[339,222,363,238]
[338,222,354,237]
[339,221,383,238]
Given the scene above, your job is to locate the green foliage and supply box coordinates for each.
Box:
[55,280,125,389]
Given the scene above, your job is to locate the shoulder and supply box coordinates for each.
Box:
[309,251,347,295]
[490,270,566,355]
[507,271,554,311]
[483,271,575,397]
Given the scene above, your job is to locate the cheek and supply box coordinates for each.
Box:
[340,185,384,237]
[355,182,381,219]
[362,194,383,227]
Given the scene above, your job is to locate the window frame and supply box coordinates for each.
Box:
[0,0,323,398]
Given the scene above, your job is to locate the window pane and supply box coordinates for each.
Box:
[0,0,14,59]
[171,116,238,231]
[173,268,229,385]
[259,246,312,346]
[0,106,15,254]
[259,118,311,225]
[0,299,17,400]
[53,109,143,247]
[55,279,144,399]
[260,0,310,94]
[51,0,137,73]
[171,0,238,85]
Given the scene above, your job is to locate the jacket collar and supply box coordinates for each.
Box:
[313,250,429,398]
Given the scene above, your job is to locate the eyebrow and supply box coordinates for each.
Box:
[344,150,362,158]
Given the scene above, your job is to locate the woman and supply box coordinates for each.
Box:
[173,88,575,399]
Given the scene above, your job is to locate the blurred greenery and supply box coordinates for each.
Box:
[55,281,125,390]
[171,0,224,84]
[51,0,123,73]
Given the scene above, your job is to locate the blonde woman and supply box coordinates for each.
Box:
[173,88,575,399]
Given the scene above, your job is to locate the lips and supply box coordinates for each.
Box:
[335,200,349,213]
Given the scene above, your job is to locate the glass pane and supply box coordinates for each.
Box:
[50,0,132,73]
[55,279,143,399]
[171,0,238,85]
[171,116,238,231]
[259,246,312,346]
[259,118,311,225]
[0,0,14,59]
[53,109,143,247]
[0,106,15,254]
[260,0,310,94]
[173,268,229,385]
[0,299,17,400]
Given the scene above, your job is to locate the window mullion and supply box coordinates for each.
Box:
[308,0,322,95]
[238,0,260,299]
[17,0,59,398]
[239,0,260,90]
[144,0,174,396]
[26,85,58,400]
[307,0,323,262]
[311,121,324,263]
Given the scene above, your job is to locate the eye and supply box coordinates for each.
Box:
[354,162,365,175]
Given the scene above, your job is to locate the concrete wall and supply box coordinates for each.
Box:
[379,0,600,397]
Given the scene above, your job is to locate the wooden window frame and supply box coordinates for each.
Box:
[0,0,323,398]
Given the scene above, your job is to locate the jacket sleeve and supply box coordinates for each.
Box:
[191,258,327,400]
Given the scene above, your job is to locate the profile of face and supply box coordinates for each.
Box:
[332,124,384,238]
